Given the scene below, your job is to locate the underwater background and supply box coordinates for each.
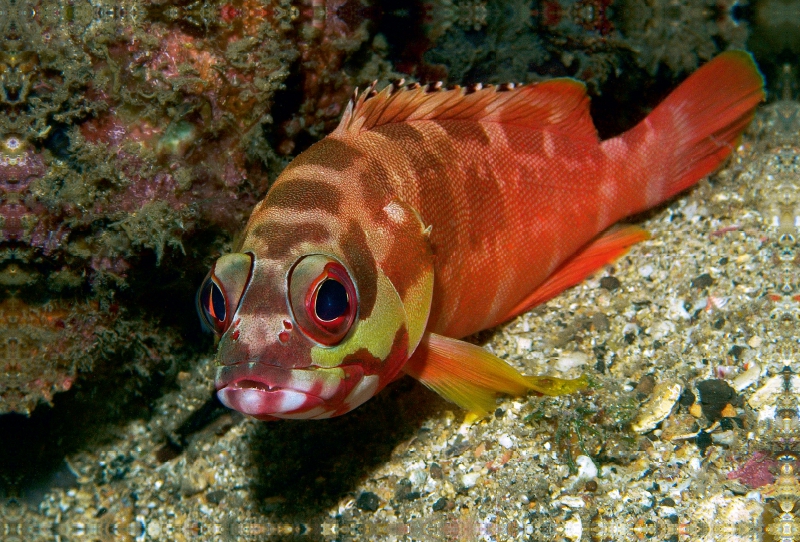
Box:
[0,0,797,540]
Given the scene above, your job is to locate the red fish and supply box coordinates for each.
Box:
[198,51,764,420]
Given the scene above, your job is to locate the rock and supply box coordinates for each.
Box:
[690,273,714,289]
[696,379,738,422]
[599,276,621,291]
[356,492,380,512]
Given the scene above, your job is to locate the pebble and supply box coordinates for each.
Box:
[731,363,760,391]
[180,466,208,496]
[498,434,514,449]
[720,404,737,418]
[696,379,738,422]
[631,382,682,433]
[638,264,654,278]
[575,455,598,481]
[690,273,714,289]
[409,469,427,487]
[461,472,481,489]
[711,430,735,446]
[555,351,590,372]
[729,344,746,360]
[557,496,586,509]
[634,374,656,397]
[205,490,226,504]
[667,298,691,320]
[679,388,695,406]
[599,276,621,291]
[356,492,380,512]
[591,312,610,331]
[564,515,583,541]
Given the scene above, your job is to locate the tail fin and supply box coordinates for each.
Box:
[610,51,764,209]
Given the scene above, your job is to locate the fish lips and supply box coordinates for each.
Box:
[215,363,363,420]
[218,381,325,420]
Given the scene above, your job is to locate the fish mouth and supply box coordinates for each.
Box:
[215,363,365,420]
[217,379,325,419]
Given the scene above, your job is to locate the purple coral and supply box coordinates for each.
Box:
[727,451,779,488]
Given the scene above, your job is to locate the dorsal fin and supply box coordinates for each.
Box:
[333,79,599,143]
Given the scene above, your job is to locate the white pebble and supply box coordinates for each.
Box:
[668,298,691,320]
[639,264,654,277]
[555,351,589,372]
[648,320,675,340]
[557,495,586,508]
[564,515,583,541]
[575,455,598,480]
[498,434,514,449]
[732,363,760,391]
[410,469,427,487]
[516,337,533,353]
[461,472,481,489]
[682,202,699,219]
[711,430,735,446]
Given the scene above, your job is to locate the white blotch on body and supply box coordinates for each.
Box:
[343,375,380,410]
[384,201,406,223]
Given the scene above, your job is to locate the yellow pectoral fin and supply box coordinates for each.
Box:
[402,333,588,416]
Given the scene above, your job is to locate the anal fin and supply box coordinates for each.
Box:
[403,333,587,415]
[502,224,650,321]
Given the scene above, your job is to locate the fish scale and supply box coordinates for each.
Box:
[198,51,764,420]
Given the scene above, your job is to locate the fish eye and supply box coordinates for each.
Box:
[288,255,357,346]
[196,252,254,336]
[315,278,349,321]
[198,275,228,335]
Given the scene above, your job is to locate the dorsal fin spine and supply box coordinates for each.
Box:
[333,78,598,143]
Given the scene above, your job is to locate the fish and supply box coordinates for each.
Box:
[197,51,764,421]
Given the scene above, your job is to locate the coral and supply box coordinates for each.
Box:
[416,0,627,90]
[616,0,747,75]
[0,298,80,414]
[0,0,299,413]
[728,451,778,488]
[392,0,748,100]
[423,0,551,84]
[275,0,394,154]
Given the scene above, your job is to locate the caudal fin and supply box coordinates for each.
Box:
[610,51,764,209]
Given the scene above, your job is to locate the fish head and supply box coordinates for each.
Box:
[198,201,433,420]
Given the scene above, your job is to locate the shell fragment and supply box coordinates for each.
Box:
[631,382,683,434]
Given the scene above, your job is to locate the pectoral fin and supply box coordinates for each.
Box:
[502,224,650,321]
[403,332,587,415]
